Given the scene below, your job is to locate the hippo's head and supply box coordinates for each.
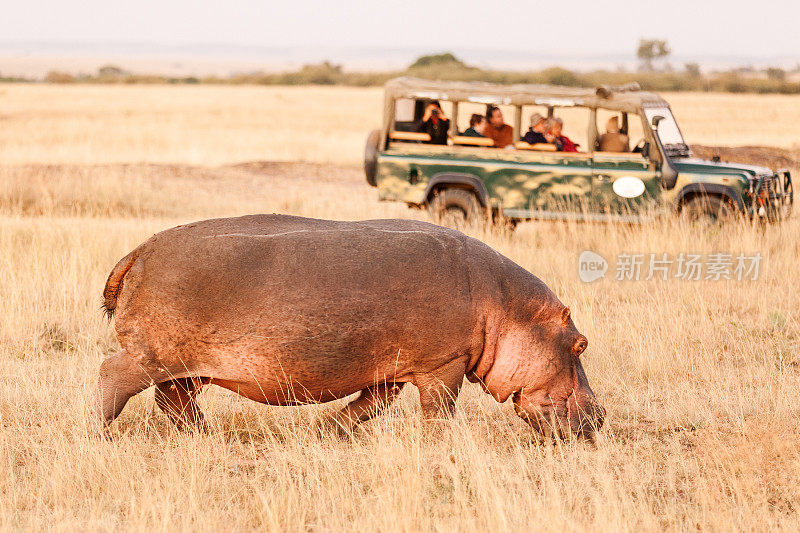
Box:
[481,305,605,439]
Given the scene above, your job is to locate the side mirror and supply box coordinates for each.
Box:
[651,115,665,127]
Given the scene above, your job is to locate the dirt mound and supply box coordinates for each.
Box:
[691,145,800,171]
[227,161,362,184]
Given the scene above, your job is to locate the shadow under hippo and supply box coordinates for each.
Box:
[97,215,605,439]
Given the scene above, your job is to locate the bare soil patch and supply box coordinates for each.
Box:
[692,144,800,171]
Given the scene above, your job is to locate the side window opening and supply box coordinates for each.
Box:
[391,99,454,145]
[595,109,645,153]
[453,103,517,149]
[550,106,590,153]
[393,99,417,132]
[517,105,553,150]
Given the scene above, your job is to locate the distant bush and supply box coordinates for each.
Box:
[408,52,467,69]
[35,54,800,94]
[97,65,129,77]
[684,63,701,78]
[766,67,786,81]
[44,71,76,83]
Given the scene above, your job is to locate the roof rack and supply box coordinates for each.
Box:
[384,77,665,114]
[595,82,642,98]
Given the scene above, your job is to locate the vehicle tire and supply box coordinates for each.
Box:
[364,129,381,187]
[680,195,737,224]
[428,188,487,229]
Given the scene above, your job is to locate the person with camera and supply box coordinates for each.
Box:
[416,101,450,145]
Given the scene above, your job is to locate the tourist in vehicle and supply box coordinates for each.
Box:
[548,117,578,152]
[484,105,513,148]
[521,112,548,144]
[598,116,630,152]
[462,114,486,137]
[416,101,450,145]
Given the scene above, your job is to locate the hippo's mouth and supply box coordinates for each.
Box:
[512,391,602,440]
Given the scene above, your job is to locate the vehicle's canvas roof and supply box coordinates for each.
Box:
[384,77,668,114]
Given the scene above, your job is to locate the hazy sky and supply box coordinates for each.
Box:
[2,0,798,57]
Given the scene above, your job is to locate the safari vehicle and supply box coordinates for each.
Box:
[364,77,793,225]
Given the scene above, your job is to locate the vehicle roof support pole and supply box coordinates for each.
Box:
[514,105,522,141]
[450,101,459,138]
[588,108,598,152]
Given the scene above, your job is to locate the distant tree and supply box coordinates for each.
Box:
[97,65,129,77]
[409,52,467,69]
[637,39,671,71]
[766,67,786,81]
[684,63,701,78]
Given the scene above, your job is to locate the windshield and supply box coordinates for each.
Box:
[643,106,690,157]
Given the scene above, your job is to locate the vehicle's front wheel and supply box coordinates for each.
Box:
[680,195,737,224]
[428,188,487,229]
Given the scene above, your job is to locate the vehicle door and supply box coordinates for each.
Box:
[591,111,661,219]
[521,104,594,217]
[524,151,594,215]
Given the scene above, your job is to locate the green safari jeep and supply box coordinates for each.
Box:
[364,77,793,226]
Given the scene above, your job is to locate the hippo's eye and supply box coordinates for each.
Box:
[572,337,588,356]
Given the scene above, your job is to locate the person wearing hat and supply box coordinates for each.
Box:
[522,112,549,144]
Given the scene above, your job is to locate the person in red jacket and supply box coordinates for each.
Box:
[548,117,579,152]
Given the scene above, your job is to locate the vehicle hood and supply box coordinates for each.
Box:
[673,158,773,178]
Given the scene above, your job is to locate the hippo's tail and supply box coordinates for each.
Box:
[102,247,142,319]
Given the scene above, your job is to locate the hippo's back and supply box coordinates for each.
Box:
[110,215,498,387]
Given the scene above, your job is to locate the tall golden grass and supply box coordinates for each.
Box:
[1,85,799,530]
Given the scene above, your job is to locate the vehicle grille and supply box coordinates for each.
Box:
[758,173,777,195]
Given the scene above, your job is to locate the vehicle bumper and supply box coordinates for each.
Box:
[749,170,793,222]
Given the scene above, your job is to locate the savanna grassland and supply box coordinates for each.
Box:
[1,83,799,531]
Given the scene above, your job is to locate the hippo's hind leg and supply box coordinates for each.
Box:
[330,382,406,432]
[154,377,209,431]
[95,349,156,431]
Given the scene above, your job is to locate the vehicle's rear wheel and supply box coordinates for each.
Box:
[680,195,737,224]
[428,188,487,229]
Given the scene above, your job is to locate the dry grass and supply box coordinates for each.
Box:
[2,84,800,166]
[1,85,800,531]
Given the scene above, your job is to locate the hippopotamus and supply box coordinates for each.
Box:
[97,215,604,438]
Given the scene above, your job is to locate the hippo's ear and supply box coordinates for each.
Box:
[561,307,571,326]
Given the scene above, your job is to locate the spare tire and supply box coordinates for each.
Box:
[364,129,382,187]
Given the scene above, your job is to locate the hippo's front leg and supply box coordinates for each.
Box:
[414,358,466,419]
